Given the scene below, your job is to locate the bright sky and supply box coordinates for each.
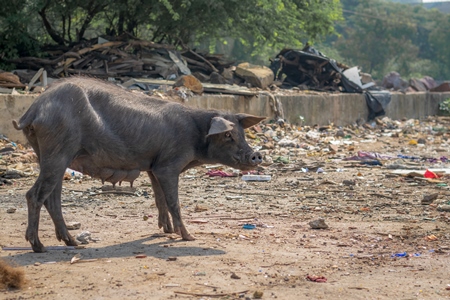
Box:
[422,0,450,2]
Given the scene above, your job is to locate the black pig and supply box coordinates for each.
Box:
[13,77,264,252]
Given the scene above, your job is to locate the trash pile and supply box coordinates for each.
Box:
[269,44,373,92]
[242,115,450,176]
[0,34,276,94]
[0,136,37,185]
[381,71,450,93]
[4,115,450,187]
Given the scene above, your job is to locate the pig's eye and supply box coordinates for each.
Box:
[225,132,233,140]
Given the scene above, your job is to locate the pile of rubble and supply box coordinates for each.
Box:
[381,71,450,93]
[1,35,449,97]
[0,34,275,93]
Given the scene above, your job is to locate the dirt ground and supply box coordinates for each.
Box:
[1,117,450,300]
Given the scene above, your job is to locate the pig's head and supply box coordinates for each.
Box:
[206,114,265,170]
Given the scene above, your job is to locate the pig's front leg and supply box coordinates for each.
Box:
[152,169,195,241]
[147,172,173,233]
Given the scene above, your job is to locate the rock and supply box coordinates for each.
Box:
[210,72,228,84]
[67,222,81,230]
[173,74,203,94]
[437,205,450,212]
[261,142,274,150]
[329,144,339,152]
[309,218,329,229]
[419,76,437,90]
[230,272,241,279]
[235,62,274,89]
[431,82,450,92]
[192,72,209,83]
[335,130,345,137]
[221,67,234,82]
[409,78,427,92]
[343,180,356,186]
[360,72,374,85]
[6,208,16,213]
[421,193,438,205]
[253,291,264,299]
[417,138,426,144]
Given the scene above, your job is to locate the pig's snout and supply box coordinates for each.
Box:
[250,152,263,165]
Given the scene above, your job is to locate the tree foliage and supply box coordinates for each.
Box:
[0,0,342,64]
[333,0,450,80]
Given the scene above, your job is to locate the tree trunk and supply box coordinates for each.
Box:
[38,6,66,45]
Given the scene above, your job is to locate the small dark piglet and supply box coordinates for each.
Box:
[13,77,265,252]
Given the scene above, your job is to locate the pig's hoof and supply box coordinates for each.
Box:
[31,241,46,253]
[64,235,79,247]
[159,220,174,233]
[182,233,196,241]
[177,227,195,241]
[158,214,173,233]
[56,229,78,246]
[26,231,46,252]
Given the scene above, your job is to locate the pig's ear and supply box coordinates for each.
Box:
[236,114,266,129]
[207,117,235,137]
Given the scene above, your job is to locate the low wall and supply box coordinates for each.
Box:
[1,91,450,144]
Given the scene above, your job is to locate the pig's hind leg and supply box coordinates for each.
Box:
[147,172,174,233]
[43,179,78,247]
[25,158,72,252]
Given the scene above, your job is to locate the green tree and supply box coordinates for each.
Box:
[333,0,450,80]
[0,0,342,67]
[335,0,418,78]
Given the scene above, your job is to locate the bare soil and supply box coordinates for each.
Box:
[1,118,450,300]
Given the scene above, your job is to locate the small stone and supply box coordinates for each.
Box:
[335,130,345,137]
[421,193,439,205]
[309,218,329,230]
[417,138,426,144]
[262,142,274,150]
[135,254,147,258]
[329,144,339,152]
[437,205,450,212]
[230,272,241,279]
[343,180,356,186]
[66,222,81,230]
[34,262,41,266]
[167,257,177,261]
[6,208,16,213]
[253,291,264,299]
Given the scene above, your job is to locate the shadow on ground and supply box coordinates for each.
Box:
[3,234,225,266]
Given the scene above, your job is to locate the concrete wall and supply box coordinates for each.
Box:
[1,91,450,144]
[0,94,38,144]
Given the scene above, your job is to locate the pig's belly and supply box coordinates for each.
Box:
[69,156,141,185]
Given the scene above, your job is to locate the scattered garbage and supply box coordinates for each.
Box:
[421,193,439,205]
[242,224,256,230]
[76,231,92,244]
[207,170,237,177]
[306,275,327,283]
[241,175,271,181]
